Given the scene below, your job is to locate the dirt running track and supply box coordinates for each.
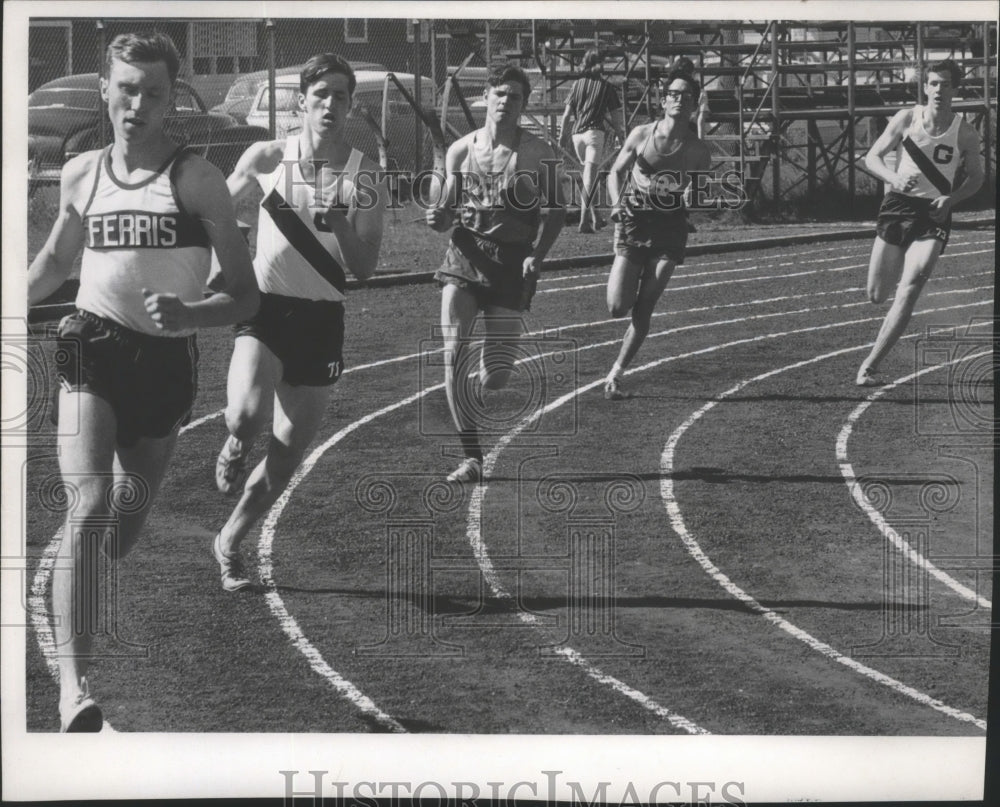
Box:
[24,229,994,734]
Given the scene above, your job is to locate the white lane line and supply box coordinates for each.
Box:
[467,447,709,734]
[28,236,991,728]
[540,242,881,286]
[539,233,986,286]
[28,534,63,680]
[836,350,993,609]
[538,246,994,295]
[526,285,994,367]
[658,333,989,732]
[469,300,988,732]
[28,530,119,732]
[256,387,442,734]
[548,270,992,335]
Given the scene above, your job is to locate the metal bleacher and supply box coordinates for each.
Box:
[498,20,997,209]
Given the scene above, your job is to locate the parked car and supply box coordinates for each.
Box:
[28,73,269,187]
[244,70,443,172]
[211,61,386,124]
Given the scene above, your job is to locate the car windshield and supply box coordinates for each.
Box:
[224,78,258,103]
[29,87,99,111]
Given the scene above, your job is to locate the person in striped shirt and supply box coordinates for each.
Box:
[559,49,626,233]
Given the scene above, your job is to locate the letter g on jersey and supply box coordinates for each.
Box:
[933,144,954,164]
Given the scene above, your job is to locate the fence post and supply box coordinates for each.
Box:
[97,20,106,147]
[414,19,423,174]
[770,20,781,209]
[983,21,994,194]
[847,21,856,206]
[266,19,275,139]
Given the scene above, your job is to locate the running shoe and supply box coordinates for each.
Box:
[215,435,252,495]
[59,678,103,733]
[213,534,252,592]
[604,376,629,400]
[855,366,882,387]
[447,457,482,484]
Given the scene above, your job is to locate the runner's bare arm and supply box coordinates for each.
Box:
[321,155,387,281]
[27,153,94,305]
[865,108,919,193]
[146,156,259,332]
[426,135,470,232]
[226,140,284,203]
[607,125,645,219]
[527,139,566,270]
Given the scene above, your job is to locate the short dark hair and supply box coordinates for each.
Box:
[672,56,696,76]
[582,49,602,74]
[105,32,181,84]
[486,62,531,100]
[923,58,962,87]
[660,69,701,104]
[300,53,356,96]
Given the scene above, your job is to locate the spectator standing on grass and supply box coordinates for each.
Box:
[559,49,626,233]
[27,32,259,730]
[602,67,711,400]
[856,59,983,386]
[211,53,387,591]
[427,63,566,483]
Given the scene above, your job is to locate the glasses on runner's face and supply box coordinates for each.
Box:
[662,89,692,100]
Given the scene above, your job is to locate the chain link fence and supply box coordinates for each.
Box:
[26,16,998,210]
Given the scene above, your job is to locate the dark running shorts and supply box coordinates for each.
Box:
[234,292,345,387]
[614,209,689,266]
[434,227,536,312]
[876,191,951,254]
[51,309,198,448]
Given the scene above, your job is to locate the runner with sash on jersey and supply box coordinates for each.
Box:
[211,54,387,590]
[427,63,566,484]
[602,67,712,400]
[27,32,259,730]
[856,59,984,386]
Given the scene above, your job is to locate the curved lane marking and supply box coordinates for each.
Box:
[836,350,993,609]
[658,323,990,732]
[29,238,991,730]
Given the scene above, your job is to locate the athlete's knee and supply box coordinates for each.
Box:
[608,298,631,318]
[894,278,926,307]
[64,477,114,524]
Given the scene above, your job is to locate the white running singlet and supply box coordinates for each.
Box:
[894,105,963,200]
[77,146,211,336]
[253,138,364,301]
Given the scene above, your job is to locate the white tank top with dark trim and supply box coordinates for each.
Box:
[626,121,697,212]
[77,146,211,336]
[894,105,963,200]
[253,137,363,302]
